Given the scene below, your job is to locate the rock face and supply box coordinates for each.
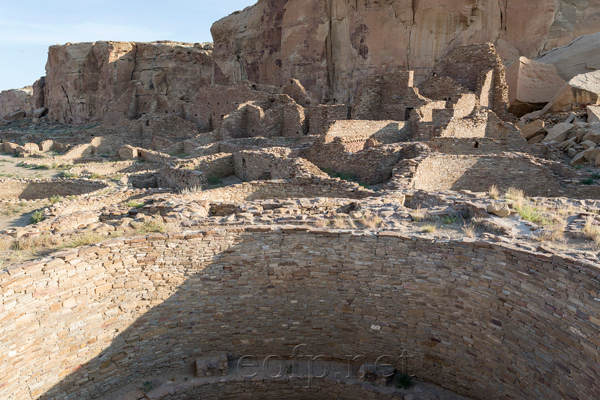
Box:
[212,0,600,104]
[0,86,33,118]
[44,41,214,124]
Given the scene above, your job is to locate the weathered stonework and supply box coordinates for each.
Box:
[1,229,599,399]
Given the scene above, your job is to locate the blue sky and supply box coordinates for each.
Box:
[0,0,257,91]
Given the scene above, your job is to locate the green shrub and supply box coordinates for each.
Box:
[59,171,78,178]
[582,178,595,185]
[126,200,145,209]
[50,195,62,204]
[30,210,45,224]
[442,214,459,224]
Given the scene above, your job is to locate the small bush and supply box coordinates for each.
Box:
[59,171,78,178]
[514,203,552,225]
[126,200,145,209]
[581,178,595,185]
[137,219,165,234]
[50,195,62,204]
[442,214,459,224]
[34,164,50,170]
[30,210,45,224]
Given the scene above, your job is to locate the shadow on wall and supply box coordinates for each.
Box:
[411,154,600,199]
[21,231,599,400]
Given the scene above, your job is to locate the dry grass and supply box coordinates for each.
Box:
[462,223,476,238]
[411,206,427,222]
[488,185,500,200]
[536,218,567,243]
[505,187,526,208]
[421,223,437,233]
[136,218,166,234]
[314,218,328,228]
[330,216,357,229]
[359,214,383,229]
[583,216,600,247]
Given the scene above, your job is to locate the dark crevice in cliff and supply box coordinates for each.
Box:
[60,84,73,123]
[325,0,336,103]
[129,43,138,82]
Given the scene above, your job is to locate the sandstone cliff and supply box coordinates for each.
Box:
[44,41,213,124]
[212,0,600,104]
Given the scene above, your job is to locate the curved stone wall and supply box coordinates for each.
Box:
[1,228,599,399]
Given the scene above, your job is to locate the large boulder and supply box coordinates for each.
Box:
[588,105,600,124]
[543,122,574,143]
[506,57,566,116]
[540,71,600,114]
[536,32,600,82]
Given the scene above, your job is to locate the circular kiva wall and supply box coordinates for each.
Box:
[1,229,599,399]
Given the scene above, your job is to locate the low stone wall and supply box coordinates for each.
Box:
[233,148,324,181]
[411,154,572,197]
[184,178,379,203]
[1,229,599,400]
[157,167,207,190]
[0,178,108,200]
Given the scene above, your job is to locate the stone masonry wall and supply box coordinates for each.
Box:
[1,229,599,400]
[0,179,108,200]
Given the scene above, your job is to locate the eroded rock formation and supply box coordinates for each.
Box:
[44,41,213,124]
[212,0,600,103]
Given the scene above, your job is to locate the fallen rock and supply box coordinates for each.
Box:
[32,107,47,118]
[581,140,597,150]
[571,152,588,166]
[528,132,546,144]
[582,130,600,144]
[588,105,600,124]
[520,120,545,140]
[6,110,26,121]
[487,202,511,218]
[596,153,600,166]
[584,147,600,162]
[507,57,566,116]
[543,122,574,142]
